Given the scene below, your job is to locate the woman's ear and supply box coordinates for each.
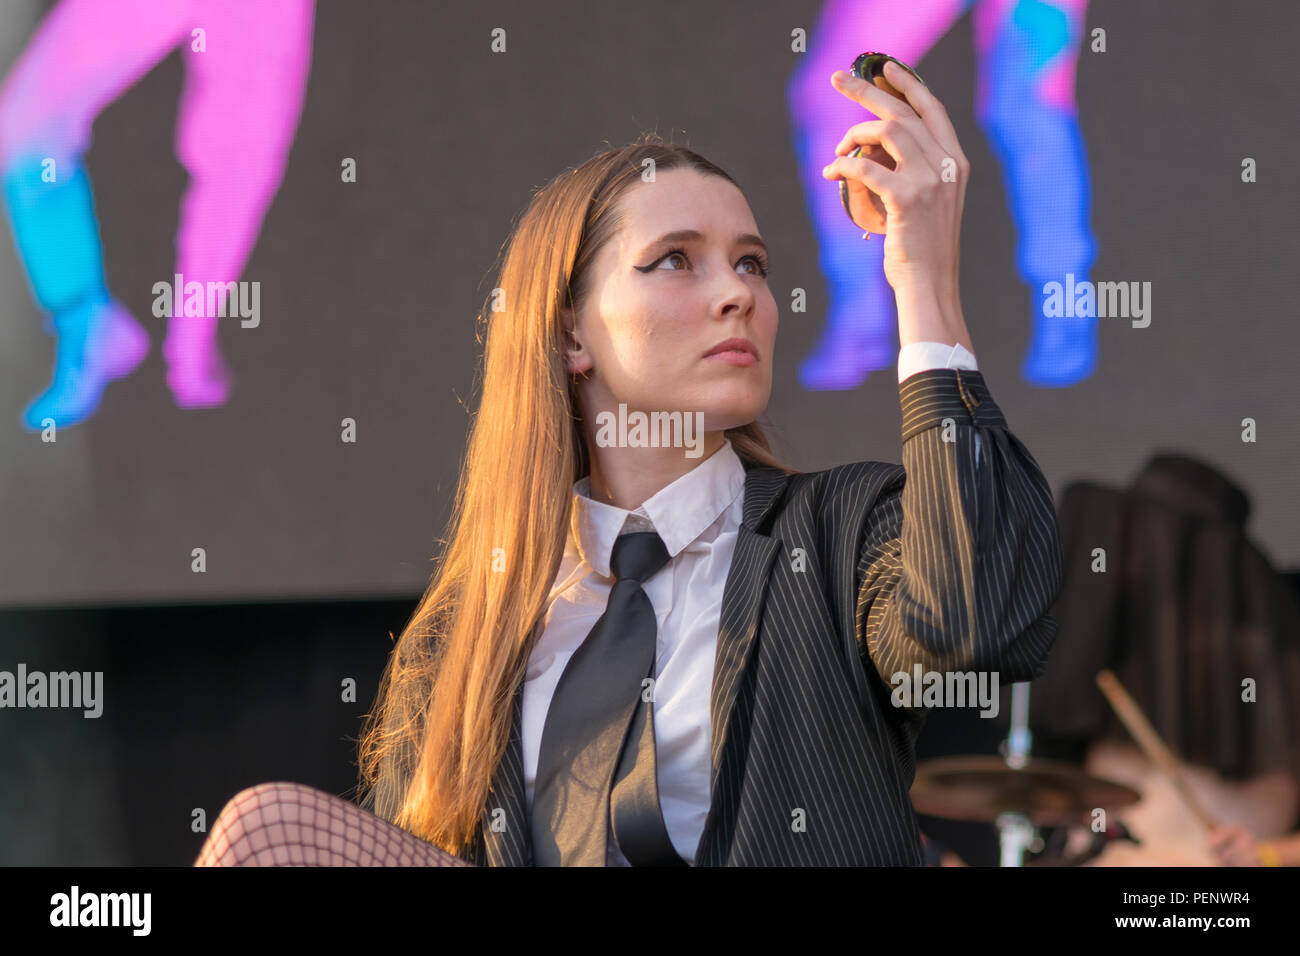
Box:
[561,306,593,377]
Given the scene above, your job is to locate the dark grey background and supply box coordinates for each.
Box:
[2,0,1296,609]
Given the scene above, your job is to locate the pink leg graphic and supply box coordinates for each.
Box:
[165,0,315,407]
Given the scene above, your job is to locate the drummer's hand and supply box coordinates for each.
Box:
[1209,825,1262,866]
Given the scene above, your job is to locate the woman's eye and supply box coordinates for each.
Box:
[643,249,767,276]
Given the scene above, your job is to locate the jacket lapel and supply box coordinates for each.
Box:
[696,464,790,858]
[477,680,532,866]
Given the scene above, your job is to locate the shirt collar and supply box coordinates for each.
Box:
[572,439,746,578]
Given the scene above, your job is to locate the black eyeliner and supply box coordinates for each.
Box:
[634,246,769,277]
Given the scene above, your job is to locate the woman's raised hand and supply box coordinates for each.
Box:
[821,60,969,304]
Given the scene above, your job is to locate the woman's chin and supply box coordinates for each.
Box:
[700,401,767,434]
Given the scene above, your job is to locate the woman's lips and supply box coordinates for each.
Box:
[704,349,757,367]
[704,337,759,366]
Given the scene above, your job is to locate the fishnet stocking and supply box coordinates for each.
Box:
[193,782,472,866]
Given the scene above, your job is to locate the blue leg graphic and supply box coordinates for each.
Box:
[977,0,1098,387]
[3,154,149,429]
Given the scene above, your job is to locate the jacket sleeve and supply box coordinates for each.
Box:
[855,368,1063,688]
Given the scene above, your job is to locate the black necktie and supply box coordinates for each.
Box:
[531,530,686,866]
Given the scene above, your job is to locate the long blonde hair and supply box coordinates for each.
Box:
[356,132,795,856]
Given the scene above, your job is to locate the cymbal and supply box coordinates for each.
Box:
[911,755,1141,826]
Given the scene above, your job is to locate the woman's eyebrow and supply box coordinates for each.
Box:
[637,229,769,258]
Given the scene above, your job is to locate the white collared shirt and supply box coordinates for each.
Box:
[522,342,978,865]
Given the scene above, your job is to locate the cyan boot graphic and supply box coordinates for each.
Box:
[22,297,150,429]
[3,155,148,429]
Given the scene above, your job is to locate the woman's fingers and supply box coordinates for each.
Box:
[831,64,969,174]
[877,60,969,164]
[823,122,946,215]
[834,118,946,171]
[821,152,894,195]
[830,68,917,121]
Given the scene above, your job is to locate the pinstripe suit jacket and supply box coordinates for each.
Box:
[457,367,1063,866]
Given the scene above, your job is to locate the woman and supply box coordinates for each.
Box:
[195,62,1062,867]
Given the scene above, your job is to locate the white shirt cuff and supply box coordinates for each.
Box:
[897,341,978,384]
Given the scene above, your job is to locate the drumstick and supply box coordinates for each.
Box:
[1095,669,1219,832]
